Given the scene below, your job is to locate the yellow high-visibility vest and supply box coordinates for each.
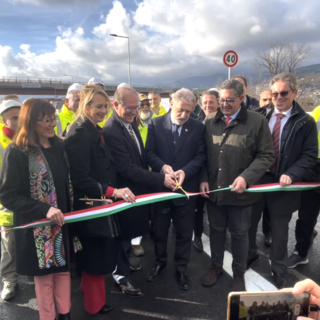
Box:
[311,105,320,158]
[0,129,13,226]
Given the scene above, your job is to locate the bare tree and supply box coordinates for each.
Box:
[255,40,311,77]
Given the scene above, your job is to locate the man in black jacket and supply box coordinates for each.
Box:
[103,87,176,297]
[145,88,206,290]
[247,72,318,288]
[233,76,260,111]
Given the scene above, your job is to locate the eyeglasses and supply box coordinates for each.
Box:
[123,105,141,112]
[37,115,59,124]
[140,103,150,107]
[271,90,292,99]
[218,98,237,105]
[262,98,272,102]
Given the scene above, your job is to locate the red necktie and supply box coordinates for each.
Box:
[269,113,285,174]
[226,116,232,125]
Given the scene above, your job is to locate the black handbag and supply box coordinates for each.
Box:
[75,184,121,238]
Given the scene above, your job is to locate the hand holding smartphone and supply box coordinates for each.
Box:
[227,290,310,320]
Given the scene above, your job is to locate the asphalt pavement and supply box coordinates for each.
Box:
[0,211,319,320]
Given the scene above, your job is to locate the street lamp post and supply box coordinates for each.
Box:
[63,74,73,83]
[110,34,131,86]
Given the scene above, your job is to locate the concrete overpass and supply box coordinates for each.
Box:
[0,77,173,98]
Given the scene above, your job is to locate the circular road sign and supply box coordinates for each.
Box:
[223,50,238,68]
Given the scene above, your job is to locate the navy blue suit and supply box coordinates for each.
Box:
[145,113,206,270]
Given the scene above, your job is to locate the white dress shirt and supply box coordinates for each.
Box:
[268,106,293,146]
[120,120,141,154]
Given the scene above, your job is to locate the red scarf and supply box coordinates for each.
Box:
[2,127,15,140]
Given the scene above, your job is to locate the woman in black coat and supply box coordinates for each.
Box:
[65,84,135,316]
[0,99,73,320]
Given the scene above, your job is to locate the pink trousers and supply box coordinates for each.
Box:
[34,272,71,320]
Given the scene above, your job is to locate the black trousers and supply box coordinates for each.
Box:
[113,239,131,284]
[153,200,196,272]
[262,204,272,237]
[248,173,302,273]
[295,189,320,257]
[194,196,206,237]
[207,200,252,274]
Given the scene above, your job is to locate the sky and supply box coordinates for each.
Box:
[0,0,320,86]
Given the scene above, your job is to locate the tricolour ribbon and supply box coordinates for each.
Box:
[1,182,320,233]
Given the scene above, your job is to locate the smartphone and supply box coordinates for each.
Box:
[227,290,310,320]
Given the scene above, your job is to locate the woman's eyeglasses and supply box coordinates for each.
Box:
[37,115,59,124]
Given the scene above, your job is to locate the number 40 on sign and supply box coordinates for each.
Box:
[223,50,238,79]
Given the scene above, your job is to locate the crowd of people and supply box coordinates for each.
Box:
[0,72,319,320]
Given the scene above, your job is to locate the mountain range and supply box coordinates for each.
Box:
[162,64,320,89]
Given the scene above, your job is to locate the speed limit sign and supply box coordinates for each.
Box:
[223,50,238,68]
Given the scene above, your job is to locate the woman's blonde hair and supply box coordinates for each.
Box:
[75,84,110,122]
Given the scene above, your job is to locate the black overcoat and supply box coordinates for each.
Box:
[0,141,71,276]
[65,118,117,274]
[102,111,165,240]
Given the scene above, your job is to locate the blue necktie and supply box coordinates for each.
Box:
[173,124,181,148]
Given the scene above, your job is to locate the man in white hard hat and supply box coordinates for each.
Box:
[0,99,21,300]
[56,83,83,136]
[88,77,105,89]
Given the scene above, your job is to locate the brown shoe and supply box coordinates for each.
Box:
[131,244,144,257]
[202,265,223,287]
[232,273,246,291]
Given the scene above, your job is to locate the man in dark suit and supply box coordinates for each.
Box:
[145,88,206,290]
[247,72,318,288]
[103,87,176,297]
[233,76,260,111]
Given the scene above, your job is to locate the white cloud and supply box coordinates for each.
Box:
[1,0,320,85]
[250,25,262,35]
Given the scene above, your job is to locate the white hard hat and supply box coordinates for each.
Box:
[0,100,21,115]
[208,87,219,93]
[88,77,105,86]
[67,83,83,93]
[117,82,130,89]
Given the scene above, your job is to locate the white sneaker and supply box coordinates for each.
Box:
[1,282,16,300]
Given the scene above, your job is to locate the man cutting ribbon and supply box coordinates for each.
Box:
[199,79,275,292]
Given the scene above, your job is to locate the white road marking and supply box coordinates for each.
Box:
[122,308,212,320]
[202,234,278,291]
[156,297,208,305]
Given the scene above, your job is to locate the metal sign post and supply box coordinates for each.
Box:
[223,51,239,79]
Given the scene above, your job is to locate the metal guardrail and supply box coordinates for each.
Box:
[0,76,174,92]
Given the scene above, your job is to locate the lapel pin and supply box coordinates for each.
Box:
[185,129,188,132]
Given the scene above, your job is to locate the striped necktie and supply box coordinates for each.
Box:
[128,124,138,145]
[269,113,285,175]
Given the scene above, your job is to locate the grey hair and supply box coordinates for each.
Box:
[220,79,244,97]
[201,89,219,100]
[172,88,196,105]
[259,89,272,98]
[270,72,298,91]
[114,86,139,105]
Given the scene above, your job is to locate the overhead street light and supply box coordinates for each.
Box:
[63,74,73,83]
[110,34,131,86]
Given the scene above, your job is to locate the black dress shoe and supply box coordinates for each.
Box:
[130,264,143,273]
[58,313,71,320]
[272,270,287,289]
[175,270,190,291]
[193,236,203,252]
[98,304,114,314]
[246,254,260,270]
[146,265,165,282]
[264,235,272,246]
[117,281,144,297]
